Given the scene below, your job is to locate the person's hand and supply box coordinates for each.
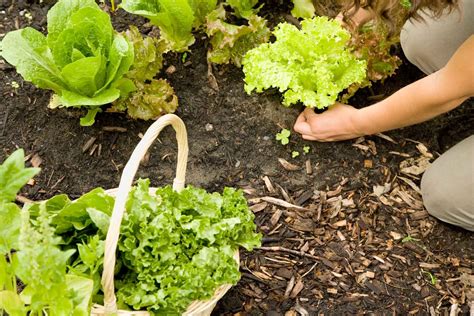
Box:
[293,103,364,142]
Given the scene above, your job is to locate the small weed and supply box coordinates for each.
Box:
[182,52,188,63]
[292,151,299,158]
[401,235,419,243]
[422,270,437,285]
[303,145,310,154]
[9,81,20,89]
[276,129,290,145]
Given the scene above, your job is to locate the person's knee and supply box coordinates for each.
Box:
[420,137,474,231]
[421,167,448,222]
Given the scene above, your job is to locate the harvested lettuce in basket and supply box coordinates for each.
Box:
[116,179,261,313]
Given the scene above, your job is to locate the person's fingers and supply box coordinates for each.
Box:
[294,120,313,135]
[302,107,317,120]
[295,111,307,125]
[302,134,318,141]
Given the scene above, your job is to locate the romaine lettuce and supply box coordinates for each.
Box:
[120,0,217,52]
[0,0,134,126]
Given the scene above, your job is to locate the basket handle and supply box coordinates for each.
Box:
[101,114,188,313]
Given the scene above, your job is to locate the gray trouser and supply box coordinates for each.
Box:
[420,136,474,231]
[400,0,474,231]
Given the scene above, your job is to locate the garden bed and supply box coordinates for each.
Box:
[1,0,473,314]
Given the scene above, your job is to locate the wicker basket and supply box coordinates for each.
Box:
[90,114,239,316]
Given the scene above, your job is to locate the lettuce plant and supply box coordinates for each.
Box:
[111,26,178,120]
[0,149,94,315]
[242,17,367,109]
[120,0,218,52]
[0,0,134,126]
[116,179,261,313]
[206,4,270,67]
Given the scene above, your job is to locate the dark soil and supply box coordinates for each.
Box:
[1,1,473,315]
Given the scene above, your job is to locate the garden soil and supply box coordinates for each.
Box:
[1,1,473,315]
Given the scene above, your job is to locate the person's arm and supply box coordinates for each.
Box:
[294,36,474,141]
[355,35,473,135]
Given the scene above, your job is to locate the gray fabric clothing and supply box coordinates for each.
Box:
[401,1,473,230]
[400,0,474,75]
[421,136,474,231]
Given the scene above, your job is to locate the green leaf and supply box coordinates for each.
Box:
[0,28,66,93]
[46,0,97,44]
[65,274,94,315]
[0,203,22,255]
[101,33,134,93]
[188,0,217,27]
[121,0,195,52]
[61,56,105,96]
[291,0,315,19]
[85,207,110,234]
[50,188,113,234]
[58,87,121,108]
[1,0,134,121]
[0,290,27,316]
[276,129,290,145]
[0,149,40,203]
[122,26,166,82]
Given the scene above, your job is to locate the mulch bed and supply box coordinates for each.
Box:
[1,1,473,315]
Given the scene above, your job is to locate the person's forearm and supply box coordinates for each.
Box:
[354,36,473,136]
[353,72,469,135]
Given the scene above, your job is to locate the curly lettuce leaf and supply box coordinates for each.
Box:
[341,23,402,101]
[122,26,166,82]
[243,17,367,109]
[112,79,178,120]
[206,5,270,67]
[116,179,261,313]
[112,27,178,119]
[188,0,218,27]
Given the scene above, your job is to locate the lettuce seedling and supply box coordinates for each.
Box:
[120,0,217,52]
[276,129,291,145]
[0,0,134,126]
[243,17,367,109]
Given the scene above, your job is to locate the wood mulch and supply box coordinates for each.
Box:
[214,139,474,315]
